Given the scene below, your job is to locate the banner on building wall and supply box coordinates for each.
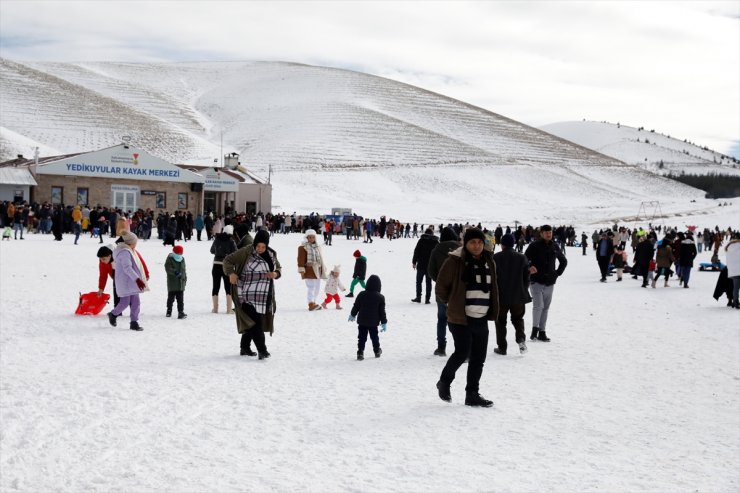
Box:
[35,144,205,184]
[203,169,240,192]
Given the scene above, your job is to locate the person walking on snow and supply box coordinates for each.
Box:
[165,244,187,319]
[492,234,531,356]
[427,226,460,356]
[321,265,346,309]
[107,232,149,331]
[297,229,327,311]
[346,250,367,297]
[411,228,439,304]
[435,228,499,408]
[525,225,567,342]
[348,274,387,360]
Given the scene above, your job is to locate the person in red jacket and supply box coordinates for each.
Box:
[97,246,118,306]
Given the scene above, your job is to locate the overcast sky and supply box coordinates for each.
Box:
[1,0,738,157]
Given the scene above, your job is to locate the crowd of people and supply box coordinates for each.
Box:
[6,199,736,409]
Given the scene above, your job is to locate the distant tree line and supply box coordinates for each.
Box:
[666,172,740,198]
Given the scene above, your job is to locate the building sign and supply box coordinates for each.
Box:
[35,144,205,184]
[203,169,239,192]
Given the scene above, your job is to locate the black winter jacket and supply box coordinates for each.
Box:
[353,256,367,280]
[351,275,387,327]
[427,240,461,303]
[412,233,439,271]
[211,233,237,262]
[525,240,567,286]
[493,248,532,305]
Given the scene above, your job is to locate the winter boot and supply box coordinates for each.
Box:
[211,295,219,313]
[425,298,431,304]
[519,342,528,354]
[130,321,143,331]
[493,347,506,356]
[436,380,451,402]
[345,292,354,298]
[335,304,343,310]
[240,347,257,357]
[107,311,119,327]
[357,351,364,361]
[411,297,421,303]
[651,279,657,288]
[177,312,187,319]
[166,308,172,317]
[530,327,540,341]
[258,350,271,360]
[225,296,234,314]
[374,348,382,358]
[465,392,494,408]
[433,344,446,356]
[664,280,669,287]
[321,302,328,309]
[537,331,551,342]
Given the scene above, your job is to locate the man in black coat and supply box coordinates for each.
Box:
[427,227,460,356]
[493,234,531,355]
[524,225,567,342]
[411,228,439,304]
[596,231,615,282]
[634,235,655,288]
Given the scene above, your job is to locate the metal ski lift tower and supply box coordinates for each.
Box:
[634,201,665,230]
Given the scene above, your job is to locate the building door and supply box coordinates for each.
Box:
[245,201,256,215]
[112,185,138,212]
[204,192,217,214]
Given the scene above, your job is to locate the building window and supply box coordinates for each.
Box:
[177,193,188,209]
[77,187,89,206]
[51,186,63,205]
[156,192,166,210]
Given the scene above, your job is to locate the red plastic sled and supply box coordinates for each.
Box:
[75,291,111,315]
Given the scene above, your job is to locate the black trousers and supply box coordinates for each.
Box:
[166,291,184,313]
[597,256,610,280]
[357,325,380,352]
[212,264,231,296]
[415,268,432,301]
[240,303,267,352]
[494,303,526,352]
[440,316,489,393]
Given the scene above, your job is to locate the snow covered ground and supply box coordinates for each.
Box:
[1,211,739,492]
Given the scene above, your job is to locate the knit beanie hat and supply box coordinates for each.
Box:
[222,225,234,235]
[463,228,485,245]
[121,232,138,246]
[424,228,433,235]
[500,233,515,248]
[173,245,184,255]
[353,249,362,258]
[440,227,457,242]
[254,229,270,247]
[96,246,112,258]
[540,224,553,232]
[305,229,317,237]
[331,264,341,274]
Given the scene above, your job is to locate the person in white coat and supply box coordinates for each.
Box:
[725,233,740,309]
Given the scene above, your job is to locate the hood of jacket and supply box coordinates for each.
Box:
[365,274,381,292]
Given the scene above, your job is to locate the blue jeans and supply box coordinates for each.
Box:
[436,302,448,345]
[13,223,23,239]
[682,266,692,286]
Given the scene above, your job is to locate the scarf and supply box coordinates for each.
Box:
[116,243,149,292]
[463,250,490,294]
[302,240,327,280]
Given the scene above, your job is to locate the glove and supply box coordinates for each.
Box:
[175,272,182,278]
[135,278,146,290]
[381,323,388,332]
[348,315,356,322]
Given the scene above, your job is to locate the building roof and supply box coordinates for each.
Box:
[0,167,38,186]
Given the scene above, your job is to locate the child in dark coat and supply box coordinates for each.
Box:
[345,249,367,297]
[348,274,387,360]
[165,245,187,319]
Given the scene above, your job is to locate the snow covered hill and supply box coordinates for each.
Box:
[0,59,719,224]
[540,120,739,176]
